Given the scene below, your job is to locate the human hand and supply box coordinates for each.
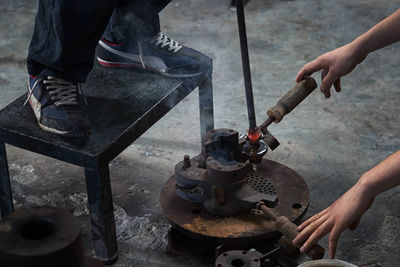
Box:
[292,180,375,258]
[296,42,367,98]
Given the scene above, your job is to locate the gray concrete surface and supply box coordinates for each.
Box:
[1,0,400,266]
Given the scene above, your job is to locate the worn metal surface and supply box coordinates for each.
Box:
[174,129,280,217]
[0,63,212,166]
[160,159,309,242]
[0,206,103,267]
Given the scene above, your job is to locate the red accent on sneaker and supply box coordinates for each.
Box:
[30,74,37,79]
[97,58,142,69]
[101,38,122,46]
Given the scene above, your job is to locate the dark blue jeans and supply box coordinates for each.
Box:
[27,0,172,83]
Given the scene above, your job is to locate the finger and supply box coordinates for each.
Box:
[320,69,329,98]
[300,219,332,254]
[298,208,329,231]
[293,212,329,246]
[329,225,343,259]
[334,78,341,93]
[296,60,324,82]
[348,219,360,231]
[320,71,336,98]
[321,68,328,79]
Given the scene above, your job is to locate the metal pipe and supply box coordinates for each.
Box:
[259,117,275,134]
[236,0,257,129]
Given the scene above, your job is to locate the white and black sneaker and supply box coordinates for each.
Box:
[95,32,204,78]
[25,75,91,137]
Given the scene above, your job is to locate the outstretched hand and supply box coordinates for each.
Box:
[292,181,374,258]
[296,43,366,98]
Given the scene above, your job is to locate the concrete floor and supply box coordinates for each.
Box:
[1,0,400,266]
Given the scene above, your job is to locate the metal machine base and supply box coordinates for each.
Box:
[160,159,309,243]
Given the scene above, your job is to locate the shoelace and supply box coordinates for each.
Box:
[150,32,183,53]
[24,76,87,107]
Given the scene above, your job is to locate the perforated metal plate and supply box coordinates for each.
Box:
[247,174,277,195]
[160,159,309,243]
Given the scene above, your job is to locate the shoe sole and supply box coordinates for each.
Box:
[97,57,202,78]
[97,57,168,75]
[38,120,88,138]
[27,83,89,137]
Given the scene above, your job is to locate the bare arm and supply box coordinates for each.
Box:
[296,8,400,98]
[292,150,400,258]
[361,150,400,197]
[292,7,400,260]
[355,8,400,56]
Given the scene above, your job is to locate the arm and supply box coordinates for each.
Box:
[292,150,400,258]
[296,8,400,98]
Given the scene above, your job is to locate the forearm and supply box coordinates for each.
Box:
[358,150,400,197]
[351,8,400,58]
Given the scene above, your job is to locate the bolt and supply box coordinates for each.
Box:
[183,155,191,169]
[215,187,226,206]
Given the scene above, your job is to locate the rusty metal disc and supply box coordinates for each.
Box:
[215,250,261,267]
[160,159,309,243]
[0,207,104,267]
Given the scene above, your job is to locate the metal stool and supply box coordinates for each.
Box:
[0,60,214,263]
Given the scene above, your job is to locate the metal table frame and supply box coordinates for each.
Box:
[0,63,214,263]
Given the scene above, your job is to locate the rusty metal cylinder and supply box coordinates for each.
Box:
[267,76,317,123]
[0,206,102,267]
[275,216,325,260]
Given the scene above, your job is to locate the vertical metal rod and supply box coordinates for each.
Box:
[236,0,257,129]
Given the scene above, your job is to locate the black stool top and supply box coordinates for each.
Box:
[0,64,204,165]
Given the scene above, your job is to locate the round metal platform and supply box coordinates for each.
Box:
[160,159,309,243]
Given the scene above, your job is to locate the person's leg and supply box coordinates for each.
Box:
[103,0,172,43]
[27,0,117,83]
[26,0,117,136]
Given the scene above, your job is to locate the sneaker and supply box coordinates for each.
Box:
[25,75,91,137]
[96,32,204,78]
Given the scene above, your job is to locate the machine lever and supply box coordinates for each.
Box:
[257,201,325,260]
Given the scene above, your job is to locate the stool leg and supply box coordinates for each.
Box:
[84,160,118,264]
[0,143,13,219]
[199,66,214,137]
